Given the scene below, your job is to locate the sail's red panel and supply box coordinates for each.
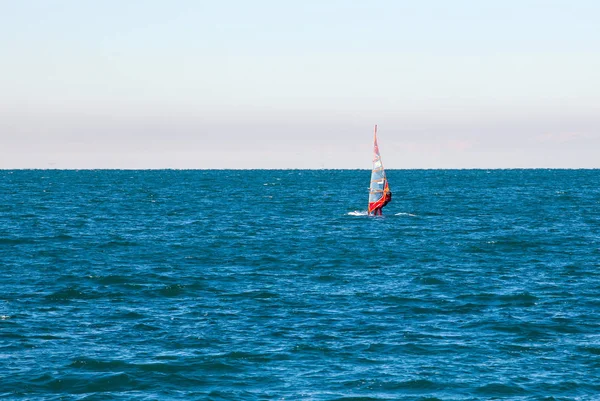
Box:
[368,181,389,213]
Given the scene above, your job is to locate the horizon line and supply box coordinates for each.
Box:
[2,167,599,171]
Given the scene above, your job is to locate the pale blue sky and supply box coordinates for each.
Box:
[1,0,598,168]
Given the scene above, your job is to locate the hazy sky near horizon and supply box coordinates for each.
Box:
[1,0,599,168]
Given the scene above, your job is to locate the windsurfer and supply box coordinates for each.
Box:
[371,190,392,216]
[367,124,391,216]
[384,190,392,206]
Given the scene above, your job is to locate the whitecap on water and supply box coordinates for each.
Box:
[347,211,368,216]
[395,212,417,217]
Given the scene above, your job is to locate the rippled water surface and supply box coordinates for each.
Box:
[2,169,600,400]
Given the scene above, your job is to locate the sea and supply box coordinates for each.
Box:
[1,169,600,400]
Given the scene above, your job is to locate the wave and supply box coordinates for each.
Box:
[347,210,368,216]
[476,382,526,396]
[0,237,35,245]
[347,211,417,217]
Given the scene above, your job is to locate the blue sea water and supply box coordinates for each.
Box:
[1,169,600,400]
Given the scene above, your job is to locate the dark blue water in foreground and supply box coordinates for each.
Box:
[2,170,600,400]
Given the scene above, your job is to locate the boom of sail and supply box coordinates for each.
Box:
[368,125,390,214]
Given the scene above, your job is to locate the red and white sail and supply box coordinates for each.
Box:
[368,125,390,214]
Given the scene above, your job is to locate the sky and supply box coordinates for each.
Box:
[1,0,599,168]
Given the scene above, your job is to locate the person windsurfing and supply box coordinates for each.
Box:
[371,188,392,215]
[368,125,391,216]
